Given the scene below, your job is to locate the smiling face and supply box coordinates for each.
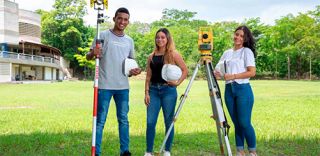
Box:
[233,29,244,48]
[155,31,168,50]
[113,12,129,32]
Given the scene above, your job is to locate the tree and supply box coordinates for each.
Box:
[126,22,152,69]
[74,38,95,79]
[38,0,94,77]
[211,22,238,65]
[67,6,320,79]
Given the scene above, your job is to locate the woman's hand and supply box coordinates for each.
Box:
[167,80,180,86]
[224,73,235,80]
[214,70,222,79]
[144,94,150,107]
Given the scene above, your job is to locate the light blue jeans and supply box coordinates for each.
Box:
[95,89,130,155]
[225,82,256,152]
[146,84,177,152]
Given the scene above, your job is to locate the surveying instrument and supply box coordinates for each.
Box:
[89,0,107,156]
[157,27,232,156]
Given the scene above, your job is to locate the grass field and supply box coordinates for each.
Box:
[0,80,319,156]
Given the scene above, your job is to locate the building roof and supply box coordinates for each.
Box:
[20,40,62,55]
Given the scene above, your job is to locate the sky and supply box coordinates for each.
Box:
[13,0,319,26]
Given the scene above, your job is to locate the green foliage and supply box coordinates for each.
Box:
[263,11,320,79]
[211,22,238,64]
[129,7,320,79]
[53,0,87,19]
[38,0,94,71]
[39,4,320,79]
[74,38,95,69]
[125,22,152,69]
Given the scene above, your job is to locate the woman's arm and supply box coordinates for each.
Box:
[224,66,256,80]
[144,54,153,106]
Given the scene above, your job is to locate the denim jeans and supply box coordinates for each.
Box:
[224,82,256,151]
[96,89,130,155]
[146,84,177,152]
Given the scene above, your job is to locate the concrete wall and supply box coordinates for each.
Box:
[59,70,63,80]
[18,9,41,43]
[0,0,19,45]
[52,68,56,80]
[35,66,43,80]
[44,66,52,80]
[0,62,11,82]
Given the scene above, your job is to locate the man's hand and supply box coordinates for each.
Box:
[86,47,102,60]
[129,68,141,76]
[93,47,102,58]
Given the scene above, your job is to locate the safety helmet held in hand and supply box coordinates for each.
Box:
[122,58,139,76]
[215,60,228,76]
[161,64,182,81]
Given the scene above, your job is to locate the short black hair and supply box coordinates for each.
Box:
[115,7,130,17]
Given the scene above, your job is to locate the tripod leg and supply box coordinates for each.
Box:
[157,62,201,155]
[204,61,232,156]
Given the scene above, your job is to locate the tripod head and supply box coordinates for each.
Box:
[198,27,213,62]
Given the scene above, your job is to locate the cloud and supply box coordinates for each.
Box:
[12,0,319,26]
[14,0,54,11]
[260,4,317,25]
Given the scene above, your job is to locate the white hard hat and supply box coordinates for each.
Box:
[161,64,182,81]
[215,60,227,76]
[122,58,139,76]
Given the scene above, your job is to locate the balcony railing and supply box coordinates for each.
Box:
[0,51,60,65]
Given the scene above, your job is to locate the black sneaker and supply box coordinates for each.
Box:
[120,151,131,156]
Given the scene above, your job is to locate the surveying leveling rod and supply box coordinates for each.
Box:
[90,0,107,155]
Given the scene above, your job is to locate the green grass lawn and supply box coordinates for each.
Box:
[0,80,319,156]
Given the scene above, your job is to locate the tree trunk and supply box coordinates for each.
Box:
[287,55,290,80]
[310,55,312,80]
[275,50,278,79]
[297,55,301,80]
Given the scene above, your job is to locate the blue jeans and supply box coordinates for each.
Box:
[96,89,130,155]
[225,82,256,151]
[146,84,177,152]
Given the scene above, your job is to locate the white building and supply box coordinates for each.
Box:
[0,0,69,82]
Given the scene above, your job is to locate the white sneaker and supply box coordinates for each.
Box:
[163,151,170,156]
[144,152,153,156]
[236,151,245,156]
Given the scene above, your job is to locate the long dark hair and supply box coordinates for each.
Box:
[235,26,257,58]
[154,28,176,64]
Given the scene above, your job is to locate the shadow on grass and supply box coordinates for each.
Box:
[0,131,319,156]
